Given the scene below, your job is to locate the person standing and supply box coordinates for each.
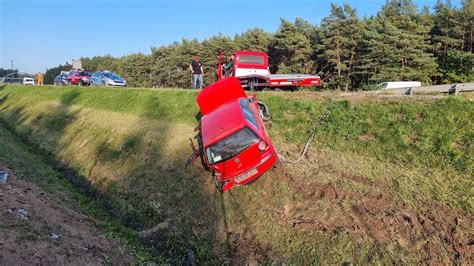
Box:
[189,56,204,89]
[37,72,44,85]
[224,54,235,77]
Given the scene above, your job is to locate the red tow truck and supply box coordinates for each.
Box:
[218,51,321,91]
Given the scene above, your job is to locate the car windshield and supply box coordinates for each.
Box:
[375,82,388,90]
[103,72,121,80]
[79,71,90,76]
[206,127,259,164]
[238,55,264,65]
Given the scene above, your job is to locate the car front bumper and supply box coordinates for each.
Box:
[219,151,277,192]
[106,81,126,87]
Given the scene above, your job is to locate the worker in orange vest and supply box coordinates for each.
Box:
[37,72,43,85]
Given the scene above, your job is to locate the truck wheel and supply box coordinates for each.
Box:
[249,80,255,91]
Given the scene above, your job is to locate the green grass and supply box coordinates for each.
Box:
[260,94,473,175]
[0,84,472,264]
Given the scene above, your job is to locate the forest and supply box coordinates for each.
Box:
[44,0,473,90]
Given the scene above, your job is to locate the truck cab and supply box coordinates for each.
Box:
[223,51,270,78]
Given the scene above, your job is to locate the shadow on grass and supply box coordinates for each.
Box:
[0,93,9,105]
[1,88,222,263]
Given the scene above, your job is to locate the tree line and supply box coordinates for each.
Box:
[45,0,473,90]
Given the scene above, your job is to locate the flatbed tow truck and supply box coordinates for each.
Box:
[218,51,321,91]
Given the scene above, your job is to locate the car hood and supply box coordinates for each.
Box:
[197,77,246,115]
[105,77,124,82]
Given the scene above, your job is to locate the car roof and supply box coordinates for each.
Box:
[201,98,248,147]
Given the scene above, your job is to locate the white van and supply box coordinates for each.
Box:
[23,77,35,85]
[376,81,421,90]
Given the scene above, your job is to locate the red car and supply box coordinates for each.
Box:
[188,77,279,192]
[67,70,91,86]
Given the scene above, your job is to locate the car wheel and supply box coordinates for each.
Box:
[257,101,271,121]
[273,154,284,168]
[213,176,223,193]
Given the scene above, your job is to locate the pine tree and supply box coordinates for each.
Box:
[234,28,271,53]
[431,1,464,70]
[200,35,237,84]
[316,4,362,90]
[44,63,72,85]
[268,19,313,74]
[150,43,182,88]
[117,53,152,88]
[81,55,120,72]
[461,0,474,53]
[355,0,438,86]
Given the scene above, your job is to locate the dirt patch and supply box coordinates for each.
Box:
[226,230,274,264]
[0,168,135,264]
[280,168,474,264]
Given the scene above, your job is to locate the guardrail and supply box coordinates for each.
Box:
[378,83,474,95]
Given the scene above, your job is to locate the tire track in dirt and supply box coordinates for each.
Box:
[272,165,473,264]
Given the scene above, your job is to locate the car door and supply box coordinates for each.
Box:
[91,73,98,86]
[90,73,96,85]
[98,73,105,85]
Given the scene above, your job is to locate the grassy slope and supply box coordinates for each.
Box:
[0,85,472,264]
[0,111,156,262]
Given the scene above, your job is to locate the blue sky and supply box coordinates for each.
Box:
[1,0,462,73]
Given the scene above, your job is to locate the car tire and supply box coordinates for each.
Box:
[273,154,284,168]
[213,176,223,193]
[257,101,271,121]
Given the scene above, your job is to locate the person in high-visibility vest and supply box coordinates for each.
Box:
[37,72,43,85]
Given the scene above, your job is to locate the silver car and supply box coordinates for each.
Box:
[90,71,127,87]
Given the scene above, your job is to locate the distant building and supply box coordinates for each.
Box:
[72,59,82,70]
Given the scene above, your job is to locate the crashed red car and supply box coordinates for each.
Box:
[187,77,279,192]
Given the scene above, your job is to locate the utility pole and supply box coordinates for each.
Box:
[11,60,14,70]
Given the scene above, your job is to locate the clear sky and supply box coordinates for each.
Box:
[1,0,462,74]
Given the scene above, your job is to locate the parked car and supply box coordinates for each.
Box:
[22,77,35,85]
[376,81,421,90]
[67,70,91,86]
[54,74,68,86]
[90,71,126,87]
[187,77,278,192]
